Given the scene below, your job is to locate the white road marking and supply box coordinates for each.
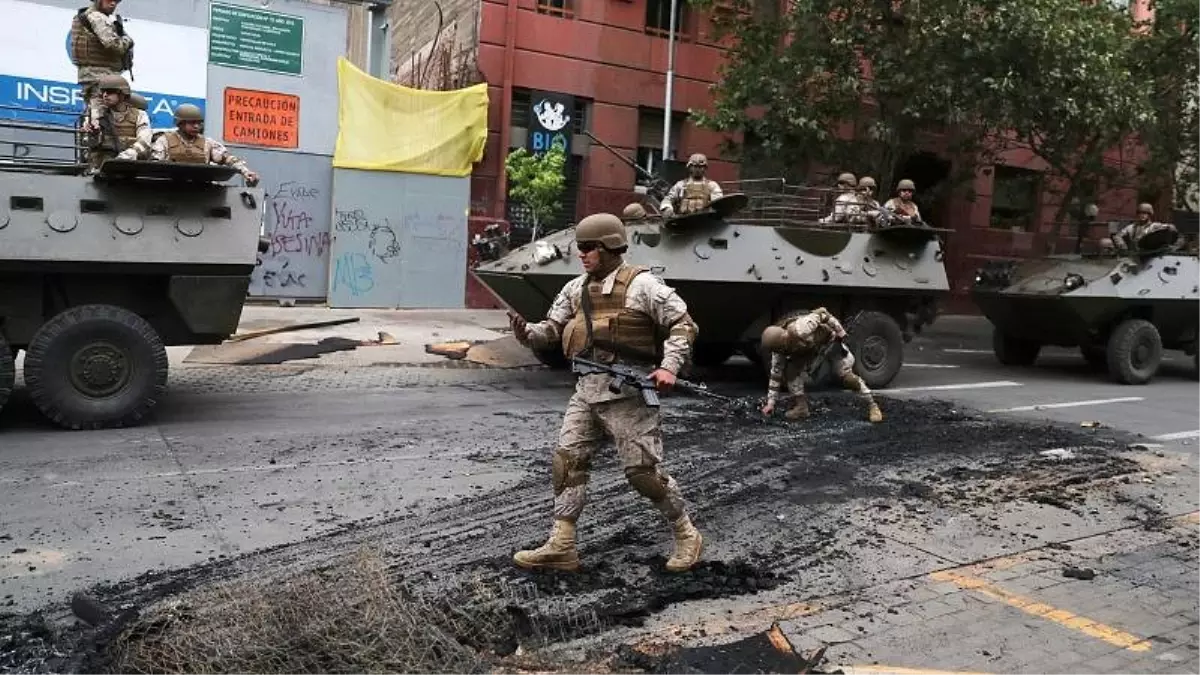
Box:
[1152,430,1200,441]
[987,397,1145,413]
[943,349,993,354]
[883,381,1023,393]
[904,363,961,369]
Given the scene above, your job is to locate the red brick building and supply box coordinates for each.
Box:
[388,0,1159,311]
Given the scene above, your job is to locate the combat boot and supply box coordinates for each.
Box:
[867,400,883,423]
[784,396,810,421]
[513,519,580,572]
[665,514,704,572]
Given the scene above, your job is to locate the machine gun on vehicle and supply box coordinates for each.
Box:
[570,355,734,407]
[582,129,674,208]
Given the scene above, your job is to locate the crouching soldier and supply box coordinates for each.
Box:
[759,308,883,423]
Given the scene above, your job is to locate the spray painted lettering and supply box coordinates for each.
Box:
[332,252,375,297]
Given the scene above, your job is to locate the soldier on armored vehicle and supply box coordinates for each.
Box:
[1114,203,1180,254]
[84,74,151,172]
[151,104,260,186]
[847,176,890,229]
[71,0,134,136]
[659,153,723,218]
[820,172,861,224]
[884,179,925,226]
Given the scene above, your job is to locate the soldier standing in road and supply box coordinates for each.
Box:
[759,308,884,423]
[884,179,924,226]
[660,154,723,217]
[1114,203,1179,253]
[71,0,134,134]
[508,213,704,574]
[151,104,260,186]
[85,74,149,173]
[820,172,861,224]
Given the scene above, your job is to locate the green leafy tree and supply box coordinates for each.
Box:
[691,0,1173,237]
[505,146,567,240]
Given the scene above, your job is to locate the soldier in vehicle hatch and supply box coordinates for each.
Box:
[507,213,704,574]
[660,154,723,217]
[759,308,884,424]
[1114,203,1179,253]
[86,74,150,173]
[71,0,134,135]
[151,104,260,186]
[820,172,861,224]
[884,179,925,226]
[849,176,887,229]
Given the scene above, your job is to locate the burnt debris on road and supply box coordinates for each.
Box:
[0,393,1183,673]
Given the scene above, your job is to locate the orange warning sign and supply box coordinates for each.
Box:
[223,87,300,149]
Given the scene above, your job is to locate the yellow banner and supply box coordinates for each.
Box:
[332,58,488,176]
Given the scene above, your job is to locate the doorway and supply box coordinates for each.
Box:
[893,152,952,230]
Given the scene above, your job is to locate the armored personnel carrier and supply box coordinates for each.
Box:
[972,224,1199,384]
[0,111,265,430]
[473,147,951,389]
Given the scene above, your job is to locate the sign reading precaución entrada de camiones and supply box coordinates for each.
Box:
[208,2,303,76]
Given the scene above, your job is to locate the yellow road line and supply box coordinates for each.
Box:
[929,570,1152,652]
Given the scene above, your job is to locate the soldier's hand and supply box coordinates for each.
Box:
[647,368,676,392]
[507,311,529,344]
[243,170,260,187]
[761,401,775,416]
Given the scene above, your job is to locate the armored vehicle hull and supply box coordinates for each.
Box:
[475,210,950,389]
[0,160,265,430]
[972,253,1199,384]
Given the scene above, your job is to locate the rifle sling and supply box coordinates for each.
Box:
[580,278,596,359]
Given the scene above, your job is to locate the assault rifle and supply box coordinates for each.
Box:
[806,310,864,377]
[87,109,120,156]
[111,13,135,81]
[570,356,734,407]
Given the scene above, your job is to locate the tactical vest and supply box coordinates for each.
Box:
[164,132,209,164]
[70,9,124,70]
[784,314,832,357]
[110,106,140,151]
[680,181,712,215]
[889,198,918,217]
[561,265,661,364]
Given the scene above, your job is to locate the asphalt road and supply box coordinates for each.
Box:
[0,317,1196,673]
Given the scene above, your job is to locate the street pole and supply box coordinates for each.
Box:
[661,0,679,166]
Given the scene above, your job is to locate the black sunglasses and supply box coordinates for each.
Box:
[577,241,601,252]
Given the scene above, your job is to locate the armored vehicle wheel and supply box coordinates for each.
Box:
[846,311,904,389]
[24,305,168,430]
[0,334,14,416]
[992,329,1041,366]
[532,346,569,370]
[692,342,737,368]
[1105,318,1162,385]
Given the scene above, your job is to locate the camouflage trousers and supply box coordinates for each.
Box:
[786,350,873,401]
[551,391,688,523]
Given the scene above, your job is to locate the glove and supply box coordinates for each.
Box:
[116,149,136,160]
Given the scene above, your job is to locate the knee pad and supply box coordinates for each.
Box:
[624,466,669,501]
[552,448,590,494]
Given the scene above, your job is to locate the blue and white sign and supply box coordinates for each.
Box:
[0,0,207,129]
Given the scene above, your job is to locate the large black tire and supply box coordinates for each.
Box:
[691,342,737,368]
[845,311,905,389]
[0,333,13,417]
[531,345,569,370]
[24,305,168,430]
[1105,318,1162,385]
[993,329,1041,366]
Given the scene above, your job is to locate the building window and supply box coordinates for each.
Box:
[511,89,589,135]
[635,108,685,186]
[989,165,1042,231]
[536,0,573,17]
[645,0,687,36]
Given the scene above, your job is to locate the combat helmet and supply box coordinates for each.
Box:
[896,179,915,192]
[761,325,789,352]
[575,213,628,251]
[128,92,147,111]
[1137,203,1154,216]
[173,103,204,124]
[622,202,647,222]
[687,153,708,167]
[836,172,856,188]
[858,176,877,190]
[98,73,130,95]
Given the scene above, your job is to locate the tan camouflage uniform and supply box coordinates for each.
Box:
[1114,220,1179,252]
[820,191,862,224]
[91,103,150,170]
[151,130,254,178]
[661,177,723,216]
[884,197,922,223]
[70,5,132,129]
[766,309,881,422]
[522,265,697,523]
